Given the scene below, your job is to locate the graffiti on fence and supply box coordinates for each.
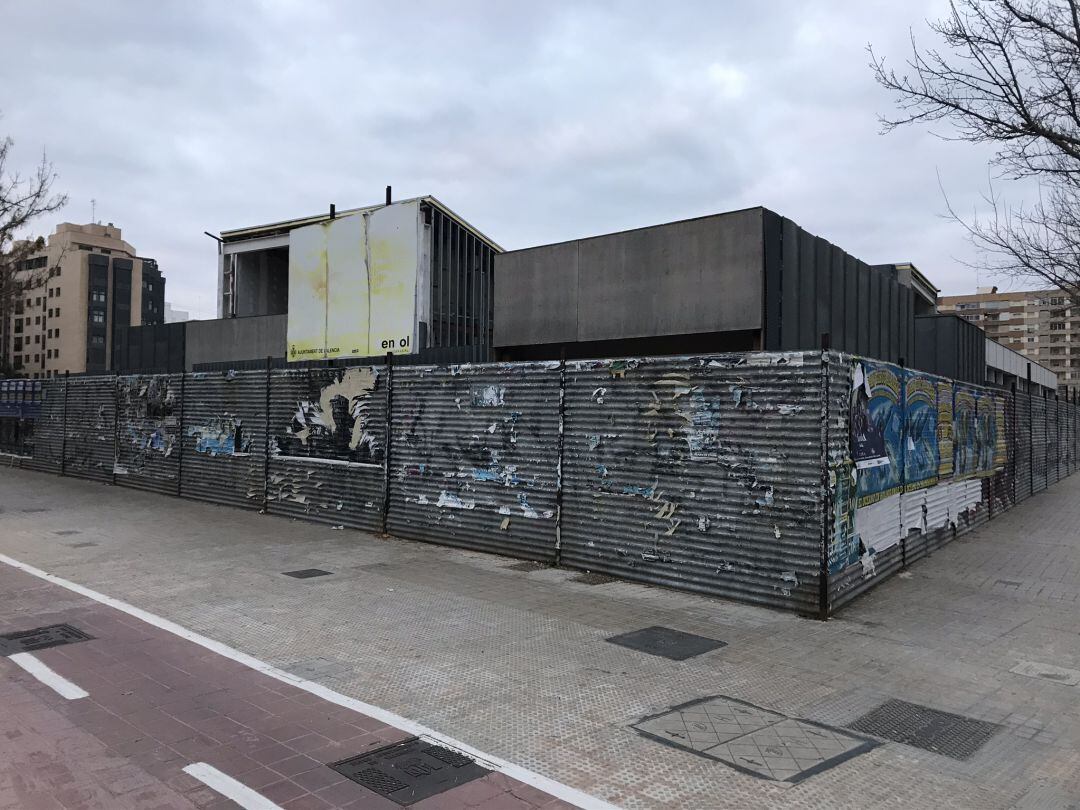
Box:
[275,367,381,464]
[187,415,250,456]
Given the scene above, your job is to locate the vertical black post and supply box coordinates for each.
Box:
[554,350,567,567]
[177,372,186,496]
[263,356,272,513]
[1010,382,1017,505]
[818,333,832,620]
[111,372,120,485]
[60,370,69,476]
[381,352,394,534]
[1028,364,1035,495]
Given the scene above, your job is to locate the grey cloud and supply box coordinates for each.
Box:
[2,0,1026,318]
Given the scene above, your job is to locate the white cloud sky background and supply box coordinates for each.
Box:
[2,0,1034,319]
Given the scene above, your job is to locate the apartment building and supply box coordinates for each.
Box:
[938,286,1076,391]
[2,222,164,378]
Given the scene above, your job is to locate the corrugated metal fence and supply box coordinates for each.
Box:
[16,351,1080,616]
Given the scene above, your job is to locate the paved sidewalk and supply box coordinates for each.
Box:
[0,563,574,810]
[2,467,1080,808]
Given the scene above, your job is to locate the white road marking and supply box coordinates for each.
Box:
[184,763,282,810]
[0,553,622,810]
[9,652,89,699]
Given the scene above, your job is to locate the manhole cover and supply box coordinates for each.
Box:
[331,738,489,805]
[571,571,617,585]
[53,530,81,536]
[633,695,875,783]
[607,625,725,660]
[848,699,1001,760]
[0,624,93,657]
[282,569,333,579]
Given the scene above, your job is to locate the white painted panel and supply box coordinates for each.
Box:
[324,215,370,359]
[286,220,329,360]
[359,199,419,357]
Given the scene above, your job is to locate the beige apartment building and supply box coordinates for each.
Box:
[939,286,1076,391]
[1,222,164,378]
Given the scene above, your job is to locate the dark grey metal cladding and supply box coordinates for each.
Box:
[560,351,825,612]
[387,361,561,562]
[1047,399,1061,487]
[23,379,63,473]
[1015,392,1033,501]
[179,369,266,510]
[62,376,116,482]
[114,374,182,495]
[266,366,387,532]
[1031,395,1047,492]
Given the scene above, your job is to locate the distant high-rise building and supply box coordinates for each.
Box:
[1,222,165,378]
[938,286,1076,391]
[163,303,190,323]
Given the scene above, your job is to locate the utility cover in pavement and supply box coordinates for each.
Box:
[606,625,725,660]
[848,698,1001,760]
[0,624,93,656]
[331,737,489,805]
[634,695,875,783]
[282,569,333,579]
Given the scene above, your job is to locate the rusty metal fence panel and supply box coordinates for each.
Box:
[387,361,561,561]
[560,352,825,613]
[23,379,64,473]
[61,376,116,483]
[114,374,182,495]
[179,370,266,510]
[266,366,387,532]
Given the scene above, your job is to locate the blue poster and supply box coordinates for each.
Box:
[903,371,939,492]
[953,386,979,478]
[851,362,903,507]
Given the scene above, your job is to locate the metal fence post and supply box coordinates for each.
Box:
[60,371,69,476]
[818,334,832,621]
[1010,383,1017,505]
[554,352,567,567]
[381,352,394,534]
[111,372,120,485]
[177,371,185,496]
[263,356,272,513]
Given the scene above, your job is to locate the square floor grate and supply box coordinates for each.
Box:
[0,623,93,657]
[847,699,1001,761]
[282,569,333,579]
[634,695,875,783]
[607,625,726,661]
[331,737,489,805]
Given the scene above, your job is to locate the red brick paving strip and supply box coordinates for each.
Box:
[0,565,576,810]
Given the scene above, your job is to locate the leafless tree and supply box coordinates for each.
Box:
[871,0,1080,300]
[0,127,67,376]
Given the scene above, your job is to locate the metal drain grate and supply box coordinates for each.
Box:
[282,569,333,579]
[848,699,1001,760]
[607,625,726,661]
[0,624,93,657]
[331,738,489,805]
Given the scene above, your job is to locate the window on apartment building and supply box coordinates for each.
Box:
[34,316,40,325]
[48,288,53,298]
[54,308,60,317]
[91,312,105,324]
[25,299,30,308]
[13,319,21,334]
[54,328,59,337]
[91,290,106,304]
[46,329,51,338]
[33,354,39,363]
[33,334,40,344]
[1051,322,1066,330]
[99,248,111,255]
[34,297,40,306]
[90,335,105,346]
[13,338,21,352]
[1051,297,1065,305]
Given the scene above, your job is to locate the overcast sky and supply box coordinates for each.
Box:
[2,1,1033,319]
